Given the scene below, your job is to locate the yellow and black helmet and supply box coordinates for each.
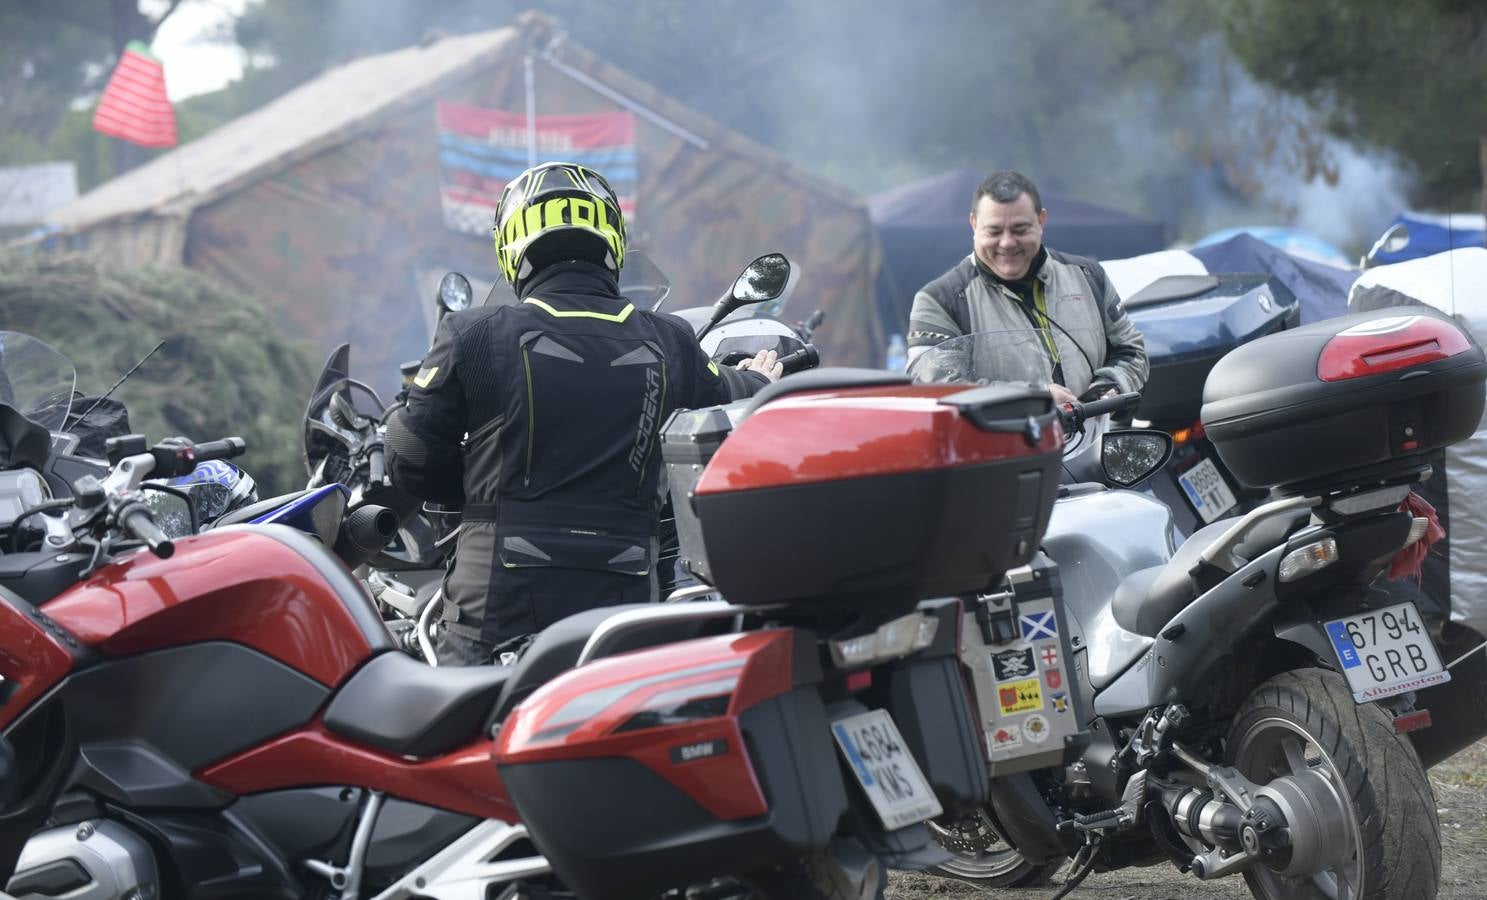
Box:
[493,162,627,291]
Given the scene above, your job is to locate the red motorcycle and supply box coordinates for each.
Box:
[0,334,1065,899]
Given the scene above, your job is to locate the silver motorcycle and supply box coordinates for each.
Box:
[913,327,1448,900]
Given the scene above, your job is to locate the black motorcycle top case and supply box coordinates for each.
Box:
[1201,306,1486,491]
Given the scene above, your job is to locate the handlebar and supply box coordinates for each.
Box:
[117,500,174,558]
[144,436,249,478]
[367,445,386,486]
[777,344,819,375]
[798,310,826,341]
[193,437,247,462]
[1058,391,1141,433]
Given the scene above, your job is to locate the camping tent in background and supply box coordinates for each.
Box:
[1367,211,1487,266]
[1103,233,1357,325]
[38,13,885,396]
[1192,225,1353,270]
[869,168,1168,338]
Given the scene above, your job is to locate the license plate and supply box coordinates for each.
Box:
[1178,457,1238,523]
[830,709,943,830]
[1324,602,1451,702]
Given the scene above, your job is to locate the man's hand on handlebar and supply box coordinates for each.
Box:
[737,349,783,382]
[1047,383,1078,407]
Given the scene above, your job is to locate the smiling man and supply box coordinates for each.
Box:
[904,170,1147,405]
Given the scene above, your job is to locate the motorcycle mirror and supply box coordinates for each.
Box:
[731,253,791,305]
[618,250,673,312]
[437,272,473,314]
[1101,429,1173,488]
[698,253,793,340]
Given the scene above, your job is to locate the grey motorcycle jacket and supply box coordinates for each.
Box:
[906,249,1148,396]
[386,261,767,582]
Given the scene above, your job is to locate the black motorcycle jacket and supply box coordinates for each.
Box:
[386,261,766,580]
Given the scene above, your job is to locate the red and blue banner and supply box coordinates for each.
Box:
[436,100,637,236]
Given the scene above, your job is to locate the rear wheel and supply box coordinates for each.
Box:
[1228,668,1440,900]
[925,809,1063,887]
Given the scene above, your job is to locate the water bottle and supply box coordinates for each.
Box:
[884,333,908,372]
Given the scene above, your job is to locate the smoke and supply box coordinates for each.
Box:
[221,0,1417,258]
[1287,145,1408,255]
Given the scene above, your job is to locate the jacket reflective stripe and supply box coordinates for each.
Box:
[524,297,635,323]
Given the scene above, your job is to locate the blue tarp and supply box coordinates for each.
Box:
[1189,233,1357,324]
[1371,212,1487,266]
[1193,226,1353,269]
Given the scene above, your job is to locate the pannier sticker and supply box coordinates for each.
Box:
[1022,714,1051,744]
[1039,646,1059,669]
[989,725,1023,751]
[991,647,1036,681]
[1051,692,1069,714]
[1045,668,1063,690]
[998,678,1044,715]
[669,739,729,764]
[1020,611,1058,641]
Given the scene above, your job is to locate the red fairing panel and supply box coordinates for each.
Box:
[1318,314,1473,382]
[496,630,795,821]
[0,598,75,731]
[696,385,1061,494]
[43,531,375,687]
[198,722,518,821]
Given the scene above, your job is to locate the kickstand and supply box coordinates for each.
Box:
[1049,834,1099,900]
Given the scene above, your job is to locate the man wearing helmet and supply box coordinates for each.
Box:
[386,162,781,665]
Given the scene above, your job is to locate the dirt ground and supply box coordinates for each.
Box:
[887,739,1487,899]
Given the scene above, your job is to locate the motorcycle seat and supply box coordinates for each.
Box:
[1111,511,1309,636]
[323,650,514,757]
[486,603,711,728]
[214,490,311,526]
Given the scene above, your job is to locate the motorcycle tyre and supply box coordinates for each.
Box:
[1228,668,1440,900]
[928,852,1062,888]
[740,852,887,900]
[925,809,1063,888]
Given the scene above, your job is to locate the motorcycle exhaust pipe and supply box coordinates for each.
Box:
[334,504,399,569]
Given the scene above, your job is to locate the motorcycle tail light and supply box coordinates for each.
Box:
[1279,537,1340,582]
[1327,484,1411,517]
[828,610,938,668]
[1318,315,1471,382]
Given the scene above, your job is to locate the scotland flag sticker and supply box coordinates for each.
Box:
[1020,611,1057,641]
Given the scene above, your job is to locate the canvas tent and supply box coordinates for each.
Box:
[41,13,884,395]
[869,168,1169,338]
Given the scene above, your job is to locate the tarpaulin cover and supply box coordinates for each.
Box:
[1350,247,1487,639]
[1189,233,1357,324]
[1370,212,1487,266]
